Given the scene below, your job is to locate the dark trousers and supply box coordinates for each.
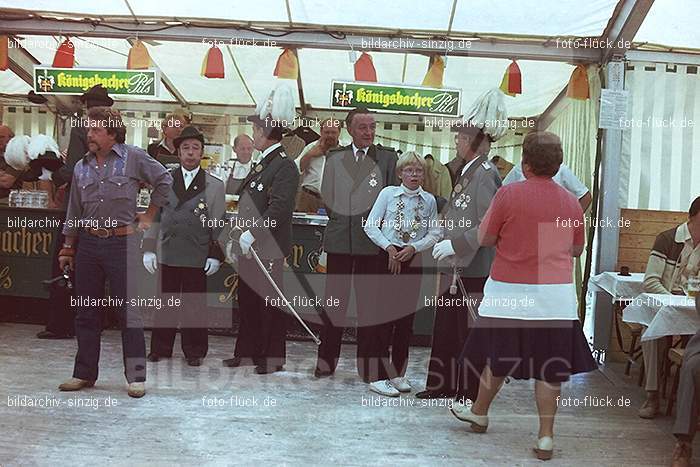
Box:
[73,231,146,383]
[673,352,700,441]
[315,252,380,382]
[234,257,287,367]
[150,264,208,359]
[370,248,423,379]
[46,226,75,335]
[423,274,486,400]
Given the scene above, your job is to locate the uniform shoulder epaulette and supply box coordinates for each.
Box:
[376,143,396,153]
[481,161,491,170]
[326,146,346,157]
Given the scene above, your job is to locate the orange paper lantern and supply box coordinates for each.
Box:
[52,38,75,68]
[273,49,299,80]
[354,52,377,82]
[201,46,224,78]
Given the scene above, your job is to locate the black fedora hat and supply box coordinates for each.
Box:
[174,125,205,148]
[80,85,114,108]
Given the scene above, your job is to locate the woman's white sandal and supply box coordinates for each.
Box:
[449,401,489,433]
[533,436,553,461]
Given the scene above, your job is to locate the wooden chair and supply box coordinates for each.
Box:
[666,347,685,416]
[624,321,644,376]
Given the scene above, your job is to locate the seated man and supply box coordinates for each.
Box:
[639,196,700,419]
[671,296,700,467]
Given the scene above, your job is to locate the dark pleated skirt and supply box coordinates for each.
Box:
[459,316,598,383]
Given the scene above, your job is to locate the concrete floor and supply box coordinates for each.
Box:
[0,322,695,466]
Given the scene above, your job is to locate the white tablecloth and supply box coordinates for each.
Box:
[589,272,645,301]
[622,293,699,341]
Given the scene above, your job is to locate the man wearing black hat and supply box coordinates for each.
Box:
[222,109,299,375]
[142,126,226,366]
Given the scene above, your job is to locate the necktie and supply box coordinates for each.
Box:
[184,172,192,189]
[355,148,365,163]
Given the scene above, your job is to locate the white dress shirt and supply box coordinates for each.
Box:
[181,166,200,190]
[352,143,367,162]
[363,184,442,252]
[230,159,253,180]
[295,144,325,194]
[503,162,589,199]
[460,156,481,176]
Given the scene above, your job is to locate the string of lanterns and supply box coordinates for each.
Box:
[0,34,591,101]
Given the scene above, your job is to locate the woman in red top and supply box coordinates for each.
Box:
[449,131,597,461]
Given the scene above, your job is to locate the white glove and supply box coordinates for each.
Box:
[432,240,456,261]
[239,230,255,257]
[204,257,221,276]
[143,251,158,274]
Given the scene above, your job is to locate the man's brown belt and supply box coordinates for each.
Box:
[302,186,321,198]
[85,225,136,238]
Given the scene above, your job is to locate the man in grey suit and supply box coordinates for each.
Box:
[315,107,398,389]
[142,126,226,366]
[415,124,501,401]
[671,294,700,467]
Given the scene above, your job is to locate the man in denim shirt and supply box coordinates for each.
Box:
[57,107,172,398]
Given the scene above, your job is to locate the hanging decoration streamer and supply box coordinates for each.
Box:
[421,55,445,88]
[127,40,151,70]
[354,52,377,82]
[201,46,225,78]
[273,49,299,80]
[52,38,75,68]
[499,60,522,96]
[566,64,590,100]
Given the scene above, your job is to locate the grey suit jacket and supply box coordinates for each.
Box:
[321,144,398,256]
[143,167,226,268]
[440,155,501,277]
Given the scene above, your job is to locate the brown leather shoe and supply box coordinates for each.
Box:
[127,382,146,398]
[58,378,95,391]
[638,397,659,419]
[671,441,692,467]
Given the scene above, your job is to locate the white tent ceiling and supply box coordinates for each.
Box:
[1,0,699,118]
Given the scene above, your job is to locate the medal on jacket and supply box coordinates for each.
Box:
[394,197,423,243]
[454,193,470,209]
[194,199,208,222]
[255,164,262,173]
[369,171,378,187]
[453,183,462,194]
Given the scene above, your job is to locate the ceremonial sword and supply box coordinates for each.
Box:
[248,246,321,345]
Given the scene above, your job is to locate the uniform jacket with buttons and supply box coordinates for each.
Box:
[235,144,299,260]
[143,167,226,268]
[440,154,501,277]
[321,143,398,256]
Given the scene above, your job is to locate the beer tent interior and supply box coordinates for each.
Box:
[1,0,699,353]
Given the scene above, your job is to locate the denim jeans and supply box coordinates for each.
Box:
[72,231,146,383]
